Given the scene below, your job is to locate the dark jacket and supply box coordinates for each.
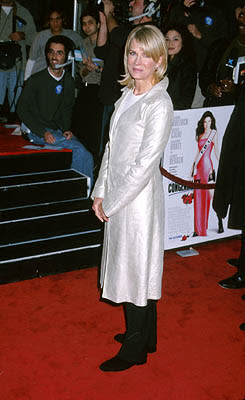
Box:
[17,69,75,137]
[94,24,132,106]
[168,2,228,71]
[213,85,245,230]
[201,37,245,107]
[166,52,197,110]
[199,37,231,106]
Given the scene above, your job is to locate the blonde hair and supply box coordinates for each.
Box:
[120,24,168,88]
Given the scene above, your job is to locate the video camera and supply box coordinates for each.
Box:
[226,56,245,85]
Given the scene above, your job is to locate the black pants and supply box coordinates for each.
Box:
[238,230,245,274]
[118,300,157,363]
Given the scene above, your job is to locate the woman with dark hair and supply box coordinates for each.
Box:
[164,24,197,109]
[192,111,220,236]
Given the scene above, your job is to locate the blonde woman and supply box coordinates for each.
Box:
[92,24,173,372]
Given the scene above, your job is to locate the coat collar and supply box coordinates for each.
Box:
[110,77,169,134]
[116,77,169,111]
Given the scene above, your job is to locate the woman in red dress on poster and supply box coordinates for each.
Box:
[192,111,220,236]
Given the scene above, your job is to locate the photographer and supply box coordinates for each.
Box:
[0,0,36,122]
[168,0,228,71]
[200,2,245,107]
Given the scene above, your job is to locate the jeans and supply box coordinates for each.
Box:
[0,67,24,112]
[22,124,94,186]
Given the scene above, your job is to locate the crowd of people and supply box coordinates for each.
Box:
[1,1,245,157]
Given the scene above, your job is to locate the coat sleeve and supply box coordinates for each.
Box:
[28,32,42,61]
[22,9,37,47]
[102,99,173,217]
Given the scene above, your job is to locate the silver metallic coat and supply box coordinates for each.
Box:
[92,78,173,306]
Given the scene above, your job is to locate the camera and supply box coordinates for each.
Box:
[233,57,245,85]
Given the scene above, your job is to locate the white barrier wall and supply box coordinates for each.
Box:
[162,105,239,250]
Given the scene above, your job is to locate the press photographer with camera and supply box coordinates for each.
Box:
[0,0,36,122]
[200,2,245,107]
[168,0,228,72]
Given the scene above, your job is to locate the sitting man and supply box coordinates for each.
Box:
[17,35,94,186]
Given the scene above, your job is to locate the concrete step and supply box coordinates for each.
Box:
[0,169,89,208]
[0,198,101,245]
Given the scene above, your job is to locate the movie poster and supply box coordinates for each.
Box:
[162,106,240,250]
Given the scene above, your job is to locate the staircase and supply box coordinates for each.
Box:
[0,152,102,284]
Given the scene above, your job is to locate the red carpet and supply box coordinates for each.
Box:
[0,237,244,400]
[0,124,71,156]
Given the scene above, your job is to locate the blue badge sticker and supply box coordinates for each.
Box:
[17,20,23,28]
[204,16,213,26]
[55,85,63,95]
[227,58,235,67]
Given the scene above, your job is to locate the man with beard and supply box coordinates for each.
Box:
[17,35,94,185]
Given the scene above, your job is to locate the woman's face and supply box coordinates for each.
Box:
[204,116,212,130]
[165,30,183,58]
[127,39,161,85]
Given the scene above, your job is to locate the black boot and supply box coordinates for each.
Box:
[218,272,245,289]
[227,258,239,268]
[99,354,146,372]
[239,322,245,331]
[100,302,151,372]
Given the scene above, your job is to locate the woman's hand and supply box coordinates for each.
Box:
[220,79,235,94]
[208,83,222,98]
[92,197,109,222]
[190,162,196,179]
[184,0,197,7]
[187,24,202,39]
